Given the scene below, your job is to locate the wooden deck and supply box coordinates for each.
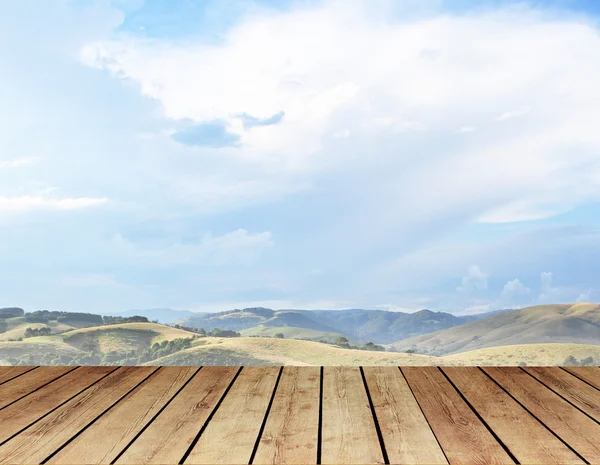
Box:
[0,366,599,464]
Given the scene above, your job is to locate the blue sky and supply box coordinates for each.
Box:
[1,0,599,314]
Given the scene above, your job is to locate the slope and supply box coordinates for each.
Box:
[388,303,600,355]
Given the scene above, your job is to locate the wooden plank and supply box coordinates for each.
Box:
[0,367,37,386]
[562,367,600,390]
[0,366,156,464]
[525,367,600,422]
[321,366,384,465]
[46,367,197,464]
[184,366,280,465]
[402,367,514,465]
[0,366,75,409]
[115,366,239,465]
[363,367,447,465]
[0,366,116,444]
[484,367,600,463]
[253,366,320,464]
[443,367,584,464]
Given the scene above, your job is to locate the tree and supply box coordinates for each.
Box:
[275,333,285,339]
[563,355,579,366]
[335,336,350,348]
[580,356,595,366]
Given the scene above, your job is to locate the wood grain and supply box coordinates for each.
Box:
[115,366,239,465]
[184,366,280,464]
[0,366,37,386]
[484,367,600,463]
[562,366,600,391]
[321,366,384,465]
[253,366,320,464]
[402,366,513,465]
[0,366,116,444]
[46,366,197,464]
[0,366,75,409]
[525,366,600,422]
[443,367,584,464]
[0,366,156,464]
[363,367,448,465]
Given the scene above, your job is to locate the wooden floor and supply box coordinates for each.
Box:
[0,367,598,464]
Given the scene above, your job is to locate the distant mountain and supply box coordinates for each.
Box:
[103,308,198,324]
[388,303,600,355]
[174,307,476,343]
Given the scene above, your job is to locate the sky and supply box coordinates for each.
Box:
[1,0,599,315]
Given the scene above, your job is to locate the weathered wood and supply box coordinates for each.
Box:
[0,366,37,386]
[363,367,448,465]
[402,366,514,465]
[115,366,239,465]
[0,366,75,409]
[525,366,600,422]
[443,367,584,464]
[484,367,600,463]
[0,366,115,444]
[562,366,600,391]
[0,367,156,464]
[184,366,280,464]
[253,366,320,464]
[46,367,197,464]
[321,366,384,465]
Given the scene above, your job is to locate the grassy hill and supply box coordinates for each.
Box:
[61,323,198,353]
[240,325,348,343]
[443,343,600,366]
[143,337,439,366]
[388,303,600,355]
[174,307,479,344]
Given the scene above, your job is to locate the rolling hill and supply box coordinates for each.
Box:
[173,307,482,343]
[143,337,439,366]
[388,303,600,355]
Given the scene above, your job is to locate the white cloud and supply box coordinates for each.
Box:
[0,195,108,212]
[80,1,600,227]
[457,265,489,292]
[0,157,38,168]
[576,288,593,302]
[501,278,531,298]
[109,228,274,267]
[495,105,531,121]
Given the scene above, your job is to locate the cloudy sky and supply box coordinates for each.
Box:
[1,0,599,315]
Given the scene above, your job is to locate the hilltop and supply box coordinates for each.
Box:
[388,303,600,355]
[173,307,479,343]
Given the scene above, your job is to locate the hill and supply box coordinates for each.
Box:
[174,307,477,344]
[443,343,600,366]
[61,323,198,353]
[143,337,439,366]
[388,303,600,355]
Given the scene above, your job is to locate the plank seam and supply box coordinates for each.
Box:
[40,367,162,464]
[560,367,600,393]
[0,366,120,447]
[360,367,390,465]
[480,367,589,465]
[0,366,38,387]
[438,367,520,465]
[0,366,80,412]
[398,367,450,465]
[110,366,204,465]
[178,366,244,465]
[520,367,600,426]
[317,366,323,465]
[249,366,284,464]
